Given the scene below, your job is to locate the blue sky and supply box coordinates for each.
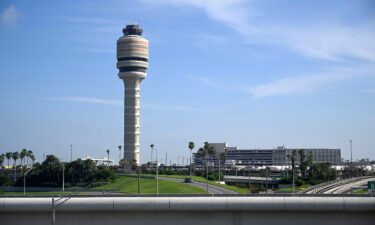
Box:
[0,0,374,163]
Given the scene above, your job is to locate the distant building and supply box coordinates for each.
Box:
[272,146,341,166]
[80,156,114,166]
[193,143,341,168]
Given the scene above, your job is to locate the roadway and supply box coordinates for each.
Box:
[158,177,237,194]
[299,176,375,194]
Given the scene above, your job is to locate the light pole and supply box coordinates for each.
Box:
[155,147,159,195]
[188,142,195,193]
[248,161,251,194]
[218,155,221,183]
[292,165,295,195]
[62,163,65,192]
[23,167,33,195]
[350,139,353,164]
[150,144,154,168]
[69,145,73,162]
[118,145,122,166]
[205,148,209,193]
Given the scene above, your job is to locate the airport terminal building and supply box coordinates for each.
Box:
[193,143,341,168]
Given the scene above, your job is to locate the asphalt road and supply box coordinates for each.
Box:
[158,177,238,195]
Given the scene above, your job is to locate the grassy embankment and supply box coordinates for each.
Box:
[159,175,250,194]
[93,175,207,194]
[277,184,311,193]
[0,176,207,195]
[352,189,369,194]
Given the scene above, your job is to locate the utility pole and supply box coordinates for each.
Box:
[350,139,353,163]
[23,167,33,195]
[248,161,251,194]
[156,148,159,195]
[70,145,73,162]
[150,144,154,165]
[63,162,65,192]
[118,145,122,165]
[165,152,167,165]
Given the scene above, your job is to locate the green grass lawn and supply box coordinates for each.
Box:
[277,184,311,193]
[93,175,207,194]
[159,175,250,194]
[353,189,369,194]
[0,191,75,196]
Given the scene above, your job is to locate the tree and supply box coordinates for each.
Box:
[5,152,12,169]
[308,162,337,184]
[12,152,19,182]
[0,154,4,167]
[287,150,297,174]
[188,141,195,177]
[29,153,36,165]
[20,149,27,167]
[27,150,33,166]
[287,150,297,193]
[298,149,307,178]
[197,142,214,184]
[12,152,19,167]
[197,142,215,159]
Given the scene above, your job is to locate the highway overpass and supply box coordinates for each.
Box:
[1,196,374,225]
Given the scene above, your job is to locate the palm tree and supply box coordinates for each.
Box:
[5,152,12,169]
[188,141,195,178]
[12,152,19,167]
[197,142,214,192]
[0,154,4,167]
[298,149,307,178]
[20,149,27,166]
[27,150,33,166]
[287,150,297,194]
[12,151,19,182]
[29,153,35,165]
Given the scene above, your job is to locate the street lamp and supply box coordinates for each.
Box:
[150,144,158,195]
[156,148,159,195]
[69,145,73,162]
[23,167,33,195]
[248,161,251,194]
[150,144,154,167]
[118,145,122,165]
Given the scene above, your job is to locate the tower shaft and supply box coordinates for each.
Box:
[123,78,142,167]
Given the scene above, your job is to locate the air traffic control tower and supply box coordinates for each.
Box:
[117,24,148,172]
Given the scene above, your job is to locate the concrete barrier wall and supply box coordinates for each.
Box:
[1,197,374,225]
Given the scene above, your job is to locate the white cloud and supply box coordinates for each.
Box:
[1,5,19,28]
[142,0,375,62]
[185,74,243,93]
[249,67,374,99]
[186,66,375,99]
[44,96,209,112]
[44,96,122,106]
[277,23,375,61]
[142,0,256,35]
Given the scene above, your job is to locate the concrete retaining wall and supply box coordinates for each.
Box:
[1,197,374,225]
